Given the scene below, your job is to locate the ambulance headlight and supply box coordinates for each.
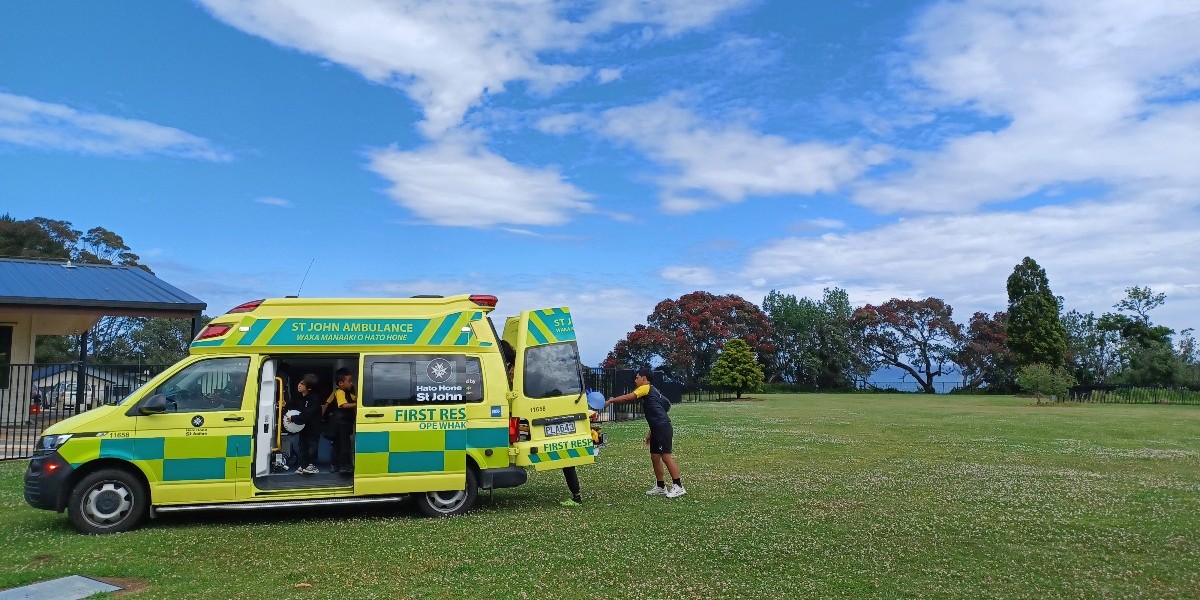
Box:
[35,434,73,455]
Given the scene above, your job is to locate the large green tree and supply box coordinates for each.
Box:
[708,338,764,399]
[761,288,860,390]
[1006,257,1067,368]
[1063,310,1122,385]
[1100,286,1178,385]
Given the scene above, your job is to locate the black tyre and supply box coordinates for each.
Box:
[67,468,149,534]
[414,468,478,517]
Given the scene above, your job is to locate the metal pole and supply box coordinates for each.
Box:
[75,330,89,411]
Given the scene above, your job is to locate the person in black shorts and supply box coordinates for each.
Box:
[606,366,685,498]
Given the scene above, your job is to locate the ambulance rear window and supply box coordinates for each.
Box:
[522,342,582,399]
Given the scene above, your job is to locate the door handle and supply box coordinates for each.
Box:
[224,416,245,422]
[364,412,385,418]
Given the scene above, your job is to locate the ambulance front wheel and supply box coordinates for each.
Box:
[414,469,478,517]
[67,468,149,534]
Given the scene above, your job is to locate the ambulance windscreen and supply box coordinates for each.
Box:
[522,343,583,399]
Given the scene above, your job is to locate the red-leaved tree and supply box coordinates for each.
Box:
[853,297,962,394]
[604,291,774,386]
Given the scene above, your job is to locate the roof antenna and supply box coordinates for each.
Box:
[295,258,315,297]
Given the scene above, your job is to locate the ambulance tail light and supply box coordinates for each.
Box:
[508,417,530,444]
[196,324,232,341]
[469,295,498,307]
[227,299,264,314]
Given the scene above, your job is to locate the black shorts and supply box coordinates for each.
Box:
[648,422,673,455]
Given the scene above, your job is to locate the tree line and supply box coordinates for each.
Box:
[1,215,208,365]
[604,257,1198,395]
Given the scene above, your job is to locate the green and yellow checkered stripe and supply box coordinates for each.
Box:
[57,435,252,482]
[355,426,508,474]
[528,444,596,465]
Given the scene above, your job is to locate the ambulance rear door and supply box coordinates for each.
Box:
[506,307,595,471]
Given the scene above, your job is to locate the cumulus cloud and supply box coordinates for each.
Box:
[197,0,750,138]
[0,92,229,160]
[598,98,888,213]
[856,0,1200,212]
[366,139,593,228]
[742,188,1200,331]
[349,276,657,364]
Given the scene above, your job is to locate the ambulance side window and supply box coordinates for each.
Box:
[154,357,251,412]
[363,355,483,407]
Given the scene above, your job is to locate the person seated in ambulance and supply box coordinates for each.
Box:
[205,371,247,410]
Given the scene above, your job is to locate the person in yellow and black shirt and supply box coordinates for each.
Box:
[323,369,357,475]
[606,366,686,498]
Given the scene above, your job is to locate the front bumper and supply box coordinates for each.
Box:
[24,453,74,512]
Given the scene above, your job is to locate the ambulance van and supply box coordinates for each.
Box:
[24,295,595,534]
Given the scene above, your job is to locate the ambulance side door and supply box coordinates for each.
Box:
[133,356,254,504]
[354,354,469,495]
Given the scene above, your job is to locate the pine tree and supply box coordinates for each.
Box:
[1006,257,1068,368]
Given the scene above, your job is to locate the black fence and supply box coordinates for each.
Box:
[2,363,171,460]
[1069,384,1200,405]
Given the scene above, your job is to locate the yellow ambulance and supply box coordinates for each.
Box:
[23,294,595,534]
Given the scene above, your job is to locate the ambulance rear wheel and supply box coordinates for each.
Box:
[414,469,477,517]
[68,468,149,534]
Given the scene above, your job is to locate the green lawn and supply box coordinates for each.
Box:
[2,394,1199,598]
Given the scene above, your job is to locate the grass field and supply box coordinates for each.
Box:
[2,394,1199,599]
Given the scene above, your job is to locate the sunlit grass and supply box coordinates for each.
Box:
[2,394,1199,598]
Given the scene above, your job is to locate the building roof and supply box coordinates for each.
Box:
[0,258,205,315]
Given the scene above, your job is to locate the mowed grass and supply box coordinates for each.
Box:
[2,394,1199,599]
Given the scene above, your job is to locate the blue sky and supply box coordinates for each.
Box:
[2,0,1198,366]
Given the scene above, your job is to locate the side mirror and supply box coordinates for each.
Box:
[140,394,168,415]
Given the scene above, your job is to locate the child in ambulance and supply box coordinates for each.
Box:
[324,370,357,475]
[286,373,323,474]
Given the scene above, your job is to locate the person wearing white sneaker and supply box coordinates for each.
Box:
[607,367,686,498]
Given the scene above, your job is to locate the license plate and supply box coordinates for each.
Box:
[544,421,576,437]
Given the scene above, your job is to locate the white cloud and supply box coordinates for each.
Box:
[348,276,658,365]
[598,98,887,213]
[197,0,750,138]
[661,266,717,286]
[857,0,1200,212]
[596,68,623,83]
[255,197,292,208]
[366,139,593,228]
[0,92,229,161]
[742,188,1200,332]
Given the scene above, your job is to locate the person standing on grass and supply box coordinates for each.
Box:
[606,366,686,498]
[500,340,584,506]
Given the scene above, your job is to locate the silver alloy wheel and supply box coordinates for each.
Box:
[424,489,468,514]
[80,481,134,527]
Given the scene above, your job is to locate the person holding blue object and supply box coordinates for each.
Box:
[606,366,685,498]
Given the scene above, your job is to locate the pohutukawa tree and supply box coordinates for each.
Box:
[604,291,773,386]
[853,297,962,394]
